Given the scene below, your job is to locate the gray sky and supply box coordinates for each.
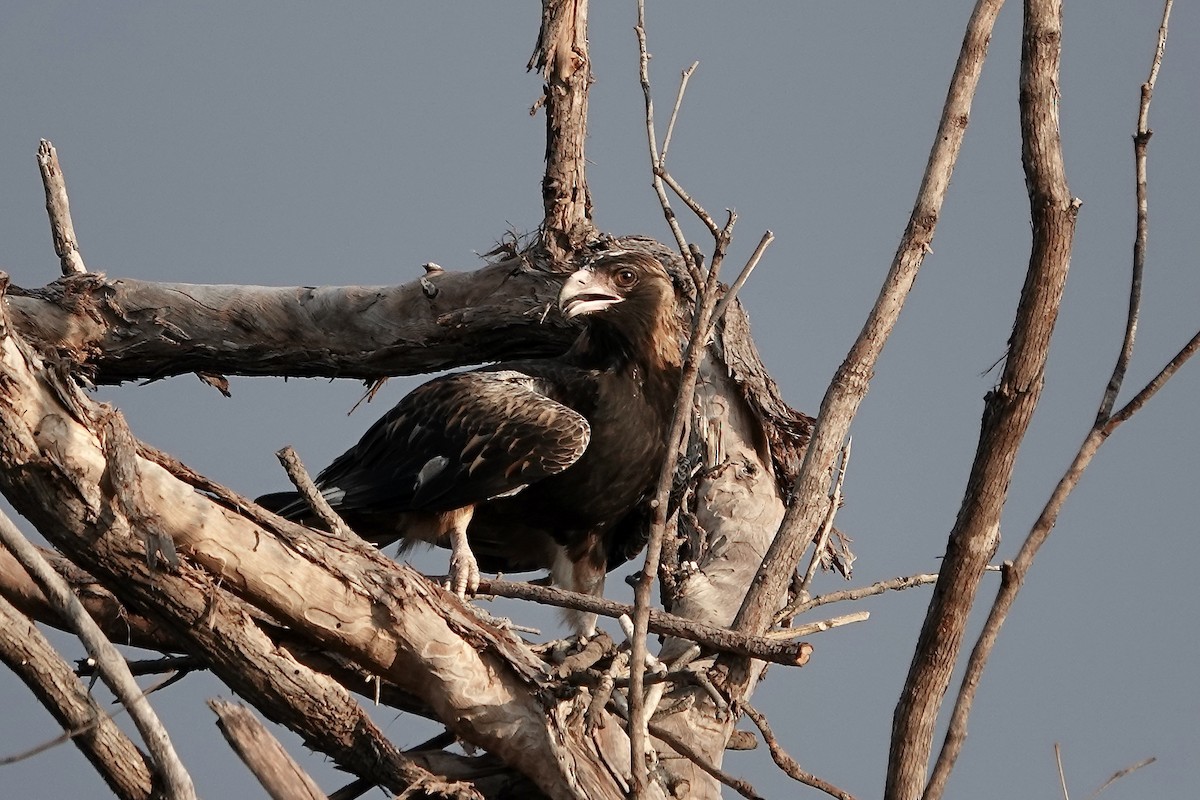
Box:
[2,3,1197,797]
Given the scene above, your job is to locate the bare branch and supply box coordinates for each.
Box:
[0,510,197,799]
[647,722,764,800]
[0,593,155,799]
[1087,756,1156,799]
[1054,743,1072,800]
[209,700,327,800]
[732,0,1007,648]
[763,611,868,640]
[708,230,775,329]
[275,445,353,538]
[742,704,856,800]
[629,201,736,796]
[1099,0,1174,420]
[36,139,87,276]
[923,6,1185,796]
[478,579,813,666]
[635,2,697,281]
[777,567,1001,622]
[661,61,699,166]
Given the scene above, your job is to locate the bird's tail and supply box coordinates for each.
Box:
[255,491,308,520]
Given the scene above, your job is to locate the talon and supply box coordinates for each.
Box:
[449,549,480,598]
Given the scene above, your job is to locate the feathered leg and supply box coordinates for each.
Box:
[440,506,480,598]
[552,532,607,637]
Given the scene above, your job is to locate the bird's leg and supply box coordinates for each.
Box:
[441,506,479,598]
[552,534,606,639]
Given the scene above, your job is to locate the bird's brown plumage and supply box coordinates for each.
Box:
[257,252,682,634]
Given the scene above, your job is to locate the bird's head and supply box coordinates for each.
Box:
[559,253,674,320]
[559,253,682,369]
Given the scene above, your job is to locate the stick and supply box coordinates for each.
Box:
[36,139,88,276]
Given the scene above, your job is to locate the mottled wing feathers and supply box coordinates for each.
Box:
[315,369,591,514]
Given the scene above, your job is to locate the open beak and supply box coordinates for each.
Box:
[559,269,624,319]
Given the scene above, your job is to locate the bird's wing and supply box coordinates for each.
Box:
[316,369,591,514]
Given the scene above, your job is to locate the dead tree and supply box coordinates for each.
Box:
[0,2,1192,799]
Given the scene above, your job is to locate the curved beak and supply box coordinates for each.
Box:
[559,269,624,319]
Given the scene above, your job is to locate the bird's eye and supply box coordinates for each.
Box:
[614,268,638,288]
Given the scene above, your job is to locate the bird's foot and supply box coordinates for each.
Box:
[446,549,480,598]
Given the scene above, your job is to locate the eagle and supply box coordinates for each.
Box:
[257,252,683,635]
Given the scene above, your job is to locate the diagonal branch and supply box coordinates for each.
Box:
[731,0,1007,646]
[0,510,197,800]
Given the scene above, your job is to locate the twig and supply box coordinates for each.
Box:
[777,566,1000,622]
[648,721,764,800]
[924,5,1187,796]
[635,3,698,282]
[797,436,851,597]
[742,703,856,800]
[1099,0,1173,420]
[708,230,775,328]
[1055,742,1071,800]
[0,509,197,799]
[660,61,699,166]
[36,139,87,276]
[656,169,720,238]
[1087,756,1156,799]
[275,446,353,538]
[763,610,868,640]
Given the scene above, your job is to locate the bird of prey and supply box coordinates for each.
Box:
[257,252,683,635]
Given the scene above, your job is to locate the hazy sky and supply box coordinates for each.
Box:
[2,3,1197,798]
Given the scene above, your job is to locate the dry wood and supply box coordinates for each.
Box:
[887,1,1080,797]
[529,0,596,262]
[923,6,1184,794]
[0,509,197,799]
[275,445,353,538]
[36,139,87,276]
[0,308,663,799]
[0,592,155,800]
[209,700,327,800]
[730,0,1007,645]
[3,258,573,384]
[742,704,855,800]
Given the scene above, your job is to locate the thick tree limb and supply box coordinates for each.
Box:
[0,306,663,799]
[529,0,596,261]
[886,2,1079,797]
[4,258,572,385]
[209,700,327,800]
